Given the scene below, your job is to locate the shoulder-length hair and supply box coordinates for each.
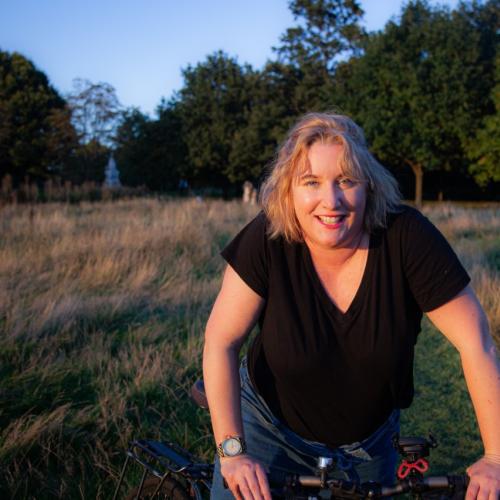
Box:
[260,112,401,242]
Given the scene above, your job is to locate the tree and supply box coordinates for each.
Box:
[114,108,149,187]
[272,0,365,111]
[44,107,79,170]
[0,50,76,183]
[178,51,253,188]
[275,0,365,72]
[66,78,121,183]
[469,52,500,186]
[67,78,121,146]
[228,62,304,184]
[336,0,498,205]
[114,102,187,191]
[60,140,110,185]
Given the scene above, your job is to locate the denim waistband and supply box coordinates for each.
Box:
[239,356,400,468]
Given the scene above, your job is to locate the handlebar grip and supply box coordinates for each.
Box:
[380,474,470,497]
[426,474,469,488]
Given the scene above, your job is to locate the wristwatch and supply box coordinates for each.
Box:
[216,436,246,458]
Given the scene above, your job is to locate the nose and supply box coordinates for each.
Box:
[321,182,341,210]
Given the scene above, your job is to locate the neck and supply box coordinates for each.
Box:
[306,231,368,268]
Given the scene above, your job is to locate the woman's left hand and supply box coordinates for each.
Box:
[466,455,500,500]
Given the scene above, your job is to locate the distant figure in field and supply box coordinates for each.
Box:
[178,179,190,197]
[243,181,257,205]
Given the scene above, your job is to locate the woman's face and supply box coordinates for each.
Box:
[291,141,367,252]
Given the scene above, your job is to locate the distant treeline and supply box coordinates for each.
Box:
[0,0,498,204]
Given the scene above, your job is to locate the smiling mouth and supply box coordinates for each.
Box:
[317,215,346,224]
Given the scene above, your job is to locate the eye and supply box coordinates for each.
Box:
[336,177,356,189]
[304,179,319,187]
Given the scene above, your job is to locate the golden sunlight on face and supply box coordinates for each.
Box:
[292,142,367,252]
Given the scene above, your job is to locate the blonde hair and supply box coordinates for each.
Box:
[260,112,401,242]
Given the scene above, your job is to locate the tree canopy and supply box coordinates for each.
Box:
[177,51,254,188]
[275,0,365,72]
[336,0,498,205]
[469,52,500,186]
[0,50,76,183]
[114,102,187,190]
[67,78,121,146]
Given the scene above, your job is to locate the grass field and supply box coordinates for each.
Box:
[0,199,498,499]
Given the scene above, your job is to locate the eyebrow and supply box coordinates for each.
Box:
[298,173,317,180]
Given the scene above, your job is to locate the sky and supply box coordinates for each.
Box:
[1,0,459,116]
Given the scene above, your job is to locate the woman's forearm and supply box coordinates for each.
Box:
[461,342,500,457]
[201,264,265,448]
[203,340,245,446]
[426,286,500,456]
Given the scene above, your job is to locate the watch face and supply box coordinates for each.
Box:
[222,438,242,456]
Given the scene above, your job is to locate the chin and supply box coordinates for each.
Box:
[312,236,344,249]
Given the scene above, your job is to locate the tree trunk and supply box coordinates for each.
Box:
[407,161,424,209]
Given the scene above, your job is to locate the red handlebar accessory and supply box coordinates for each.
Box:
[397,458,429,479]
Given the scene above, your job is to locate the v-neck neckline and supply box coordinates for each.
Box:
[302,234,374,319]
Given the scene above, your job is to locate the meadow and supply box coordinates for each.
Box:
[0,199,498,499]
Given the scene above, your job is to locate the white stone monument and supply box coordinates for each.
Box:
[104,154,121,188]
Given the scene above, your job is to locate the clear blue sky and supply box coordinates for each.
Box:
[1,0,458,116]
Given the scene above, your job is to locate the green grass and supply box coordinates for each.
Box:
[401,320,481,475]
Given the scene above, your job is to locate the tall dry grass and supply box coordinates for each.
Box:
[0,199,498,498]
[423,204,500,340]
[0,199,259,498]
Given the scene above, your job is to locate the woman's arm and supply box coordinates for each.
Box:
[203,264,271,500]
[426,285,500,500]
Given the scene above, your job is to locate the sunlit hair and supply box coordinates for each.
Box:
[260,112,401,242]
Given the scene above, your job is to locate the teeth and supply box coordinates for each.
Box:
[319,215,344,224]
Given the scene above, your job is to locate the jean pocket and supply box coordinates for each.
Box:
[360,410,400,458]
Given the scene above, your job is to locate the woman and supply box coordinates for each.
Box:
[203,113,500,500]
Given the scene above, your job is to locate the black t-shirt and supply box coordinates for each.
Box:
[221,205,470,448]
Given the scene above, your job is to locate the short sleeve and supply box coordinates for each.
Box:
[401,207,470,312]
[220,212,269,298]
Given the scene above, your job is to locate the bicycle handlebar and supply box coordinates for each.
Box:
[117,435,470,500]
[282,473,469,499]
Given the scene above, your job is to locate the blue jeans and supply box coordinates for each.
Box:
[211,358,400,499]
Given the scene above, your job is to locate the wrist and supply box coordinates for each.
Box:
[217,435,247,458]
[484,453,500,465]
[220,453,248,462]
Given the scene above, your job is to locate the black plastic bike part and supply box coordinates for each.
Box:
[128,440,209,479]
[140,441,193,470]
[392,433,438,462]
[284,476,369,500]
[190,379,209,410]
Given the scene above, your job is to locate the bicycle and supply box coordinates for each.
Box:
[113,380,469,499]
